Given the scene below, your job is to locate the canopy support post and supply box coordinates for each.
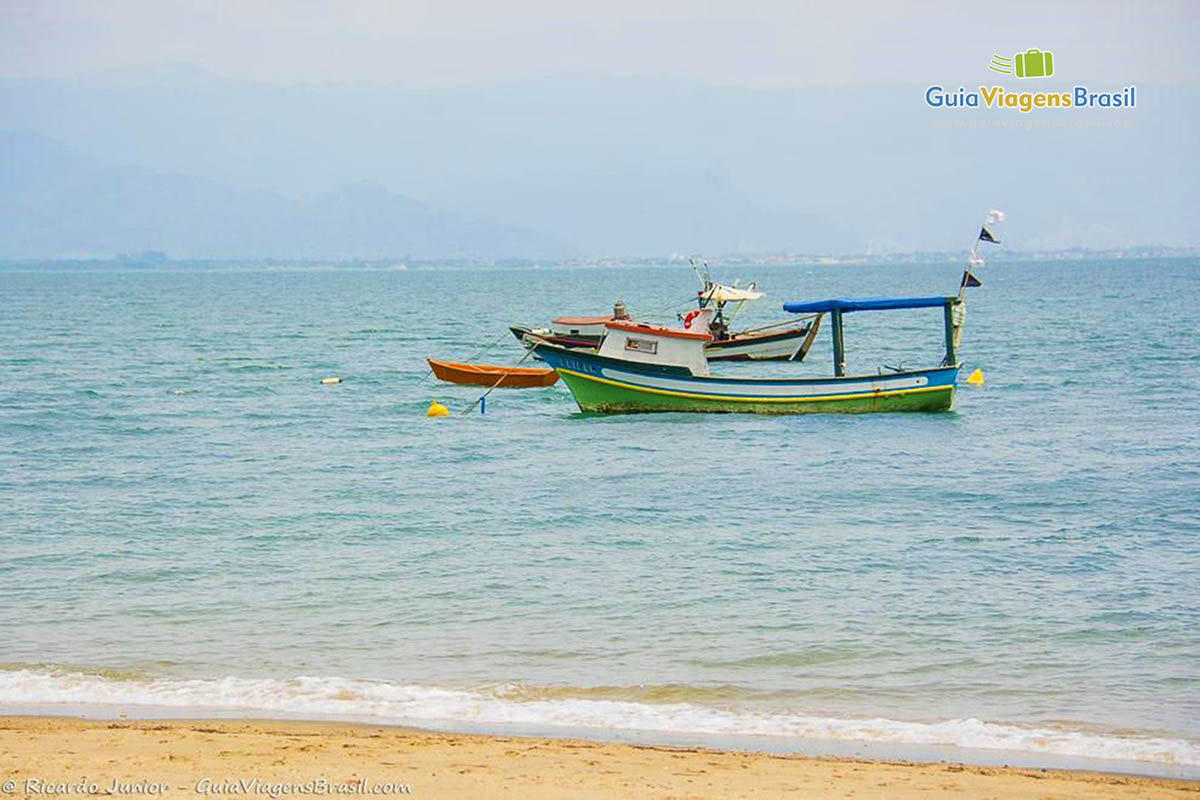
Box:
[942,301,957,366]
[831,310,846,377]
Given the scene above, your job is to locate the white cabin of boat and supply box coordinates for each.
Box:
[596,308,714,376]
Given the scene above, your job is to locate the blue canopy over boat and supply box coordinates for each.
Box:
[782,296,955,314]
[782,295,964,376]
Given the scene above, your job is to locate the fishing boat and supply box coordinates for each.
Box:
[426,358,559,388]
[510,273,819,362]
[531,296,965,414]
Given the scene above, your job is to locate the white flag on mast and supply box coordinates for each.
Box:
[986,209,1007,224]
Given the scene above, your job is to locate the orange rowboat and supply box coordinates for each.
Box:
[427,358,559,389]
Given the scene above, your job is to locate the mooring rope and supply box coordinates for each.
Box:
[736,314,817,334]
[465,327,516,363]
[459,339,542,416]
[640,296,698,321]
[416,327,514,387]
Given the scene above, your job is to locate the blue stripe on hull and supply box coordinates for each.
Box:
[537,344,960,413]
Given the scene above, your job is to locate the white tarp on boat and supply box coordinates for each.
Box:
[702,283,764,302]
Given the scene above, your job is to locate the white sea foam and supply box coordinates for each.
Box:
[1,668,1196,767]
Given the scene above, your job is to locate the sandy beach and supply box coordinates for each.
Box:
[0,717,1194,799]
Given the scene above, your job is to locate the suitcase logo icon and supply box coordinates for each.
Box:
[989,49,1055,78]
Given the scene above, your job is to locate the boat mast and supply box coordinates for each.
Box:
[691,259,727,327]
[942,301,958,366]
[950,209,1000,355]
[958,209,993,302]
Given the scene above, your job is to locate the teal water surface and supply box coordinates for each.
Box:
[1,259,1198,769]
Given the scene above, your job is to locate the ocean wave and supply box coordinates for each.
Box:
[0,668,1196,766]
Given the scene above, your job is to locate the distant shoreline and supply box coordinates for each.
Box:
[1,249,1196,271]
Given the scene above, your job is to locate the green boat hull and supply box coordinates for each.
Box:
[556,369,956,415]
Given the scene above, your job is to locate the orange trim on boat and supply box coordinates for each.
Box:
[604,320,713,341]
[427,359,560,388]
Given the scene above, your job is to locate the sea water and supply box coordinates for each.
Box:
[1,259,1197,776]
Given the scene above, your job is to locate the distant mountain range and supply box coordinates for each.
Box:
[0,131,572,259]
[1,70,1197,257]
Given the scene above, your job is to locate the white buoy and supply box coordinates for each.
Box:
[321,377,342,385]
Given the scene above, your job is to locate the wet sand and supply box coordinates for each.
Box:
[0,716,1195,799]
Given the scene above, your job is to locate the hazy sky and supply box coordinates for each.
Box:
[2,0,1196,87]
[2,1,1198,256]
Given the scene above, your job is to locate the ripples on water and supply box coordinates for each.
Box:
[0,259,1197,768]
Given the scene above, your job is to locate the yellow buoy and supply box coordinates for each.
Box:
[426,401,450,417]
[321,376,341,385]
[966,368,985,386]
